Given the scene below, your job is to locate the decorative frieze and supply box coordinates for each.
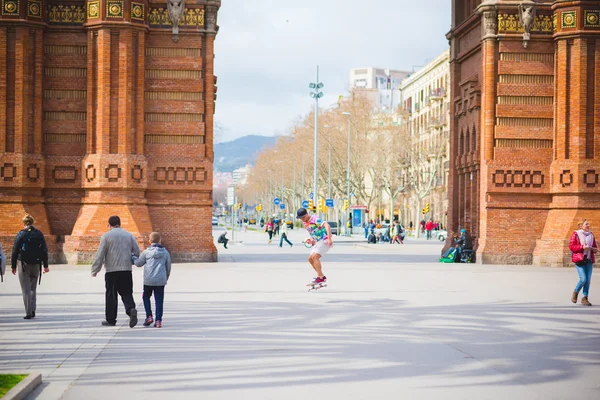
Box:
[148,7,205,28]
[561,10,577,29]
[47,4,86,24]
[493,170,544,189]
[498,13,553,34]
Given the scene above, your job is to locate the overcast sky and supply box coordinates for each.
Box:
[214,0,451,143]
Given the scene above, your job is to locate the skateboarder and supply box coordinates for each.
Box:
[296,208,333,286]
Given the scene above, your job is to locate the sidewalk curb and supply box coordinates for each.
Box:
[3,372,42,400]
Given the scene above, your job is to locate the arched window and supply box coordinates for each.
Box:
[472,125,477,152]
[465,128,471,153]
[460,130,465,155]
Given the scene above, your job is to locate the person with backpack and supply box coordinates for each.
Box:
[11,214,49,319]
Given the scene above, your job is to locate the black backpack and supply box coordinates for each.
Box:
[20,228,46,265]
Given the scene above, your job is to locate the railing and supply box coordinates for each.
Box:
[430,87,446,99]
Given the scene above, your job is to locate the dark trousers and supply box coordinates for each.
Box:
[105,271,136,324]
[280,233,292,247]
[18,261,40,316]
[143,285,165,321]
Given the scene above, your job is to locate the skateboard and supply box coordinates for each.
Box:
[306,282,327,292]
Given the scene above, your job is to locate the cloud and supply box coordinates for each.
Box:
[214,0,451,142]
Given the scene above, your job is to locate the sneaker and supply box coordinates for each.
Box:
[101,320,116,326]
[143,316,154,327]
[313,276,327,284]
[155,320,162,328]
[129,309,138,328]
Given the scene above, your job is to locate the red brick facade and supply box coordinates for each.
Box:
[448,0,600,265]
[0,0,219,263]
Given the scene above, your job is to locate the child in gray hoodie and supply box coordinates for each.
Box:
[133,232,171,328]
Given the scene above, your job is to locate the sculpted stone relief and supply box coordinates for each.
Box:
[518,3,536,48]
[167,0,185,40]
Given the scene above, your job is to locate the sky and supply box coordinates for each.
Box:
[214,0,452,143]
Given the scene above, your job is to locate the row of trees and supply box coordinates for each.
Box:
[238,90,448,226]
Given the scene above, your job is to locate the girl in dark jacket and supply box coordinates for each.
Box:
[569,219,598,306]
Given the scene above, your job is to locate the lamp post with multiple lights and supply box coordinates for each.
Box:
[309,66,324,216]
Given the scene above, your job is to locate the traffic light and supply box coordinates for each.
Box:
[238,203,242,210]
[343,199,349,210]
[256,204,262,212]
[308,199,314,211]
[317,198,325,212]
[422,202,430,215]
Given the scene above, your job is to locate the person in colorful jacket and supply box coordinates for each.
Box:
[569,219,597,306]
[296,208,333,285]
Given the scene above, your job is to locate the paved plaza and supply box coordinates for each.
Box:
[1,227,599,399]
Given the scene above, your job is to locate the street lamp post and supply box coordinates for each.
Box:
[342,111,351,235]
[309,66,324,217]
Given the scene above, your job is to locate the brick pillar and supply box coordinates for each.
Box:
[533,4,600,266]
[474,7,497,263]
[0,16,54,259]
[63,12,151,263]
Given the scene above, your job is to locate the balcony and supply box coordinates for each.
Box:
[429,116,447,129]
[430,87,446,100]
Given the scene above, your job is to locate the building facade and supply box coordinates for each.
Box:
[399,50,451,230]
[0,0,220,263]
[448,0,600,265]
[350,67,410,110]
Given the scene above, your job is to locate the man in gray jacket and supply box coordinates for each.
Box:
[91,216,141,327]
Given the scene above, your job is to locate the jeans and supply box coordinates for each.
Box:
[105,271,136,324]
[18,261,40,316]
[575,260,593,297]
[426,230,432,240]
[280,233,292,247]
[143,285,165,321]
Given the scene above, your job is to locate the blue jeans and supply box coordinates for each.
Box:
[280,233,292,247]
[143,285,165,321]
[575,260,593,297]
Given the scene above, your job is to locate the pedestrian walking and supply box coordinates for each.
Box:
[391,221,404,244]
[265,218,274,244]
[425,219,434,240]
[280,220,293,248]
[0,243,6,283]
[133,232,171,328]
[570,219,597,306]
[296,208,333,286]
[10,214,49,319]
[91,215,141,327]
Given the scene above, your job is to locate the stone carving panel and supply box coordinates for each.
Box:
[1,163,17,182]
[559,170,573,187]
[28,0,41,18]
[154,167,207,185]
[131,165,143,183]
[584,10,600,28]
[493,170,544,188]
[584,170,599,188]
[1,0,19,16]
[105,164,122,183]
[53,166,77,184]
[27,164,40,182]
[86,164,96,183]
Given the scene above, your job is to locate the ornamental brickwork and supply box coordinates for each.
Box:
[0,0,220,263]
[448,0,600,266]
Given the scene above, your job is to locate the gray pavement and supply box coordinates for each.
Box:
[1,227,599,399]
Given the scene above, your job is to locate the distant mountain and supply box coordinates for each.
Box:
[214,135,278,172]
